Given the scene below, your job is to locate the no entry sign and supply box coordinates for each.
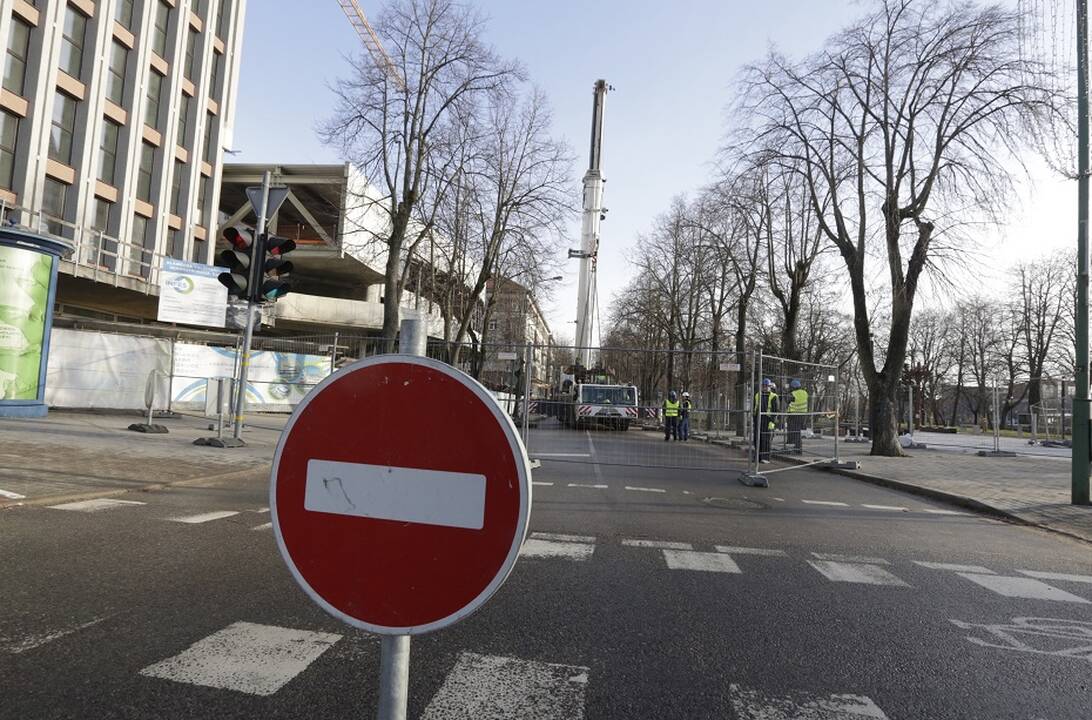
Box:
[270,354,531,635]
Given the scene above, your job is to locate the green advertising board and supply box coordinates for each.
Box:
[0,244,52,400]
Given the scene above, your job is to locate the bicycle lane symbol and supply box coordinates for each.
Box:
[950,616,1092,661]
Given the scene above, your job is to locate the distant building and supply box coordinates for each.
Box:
[0,0,245,321]
[481,277,553,394]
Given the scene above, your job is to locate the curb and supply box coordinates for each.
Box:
[785,456,1092,546]
[0,465,270,511]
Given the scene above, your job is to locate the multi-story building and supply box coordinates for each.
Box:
[482,277,554,394]
[0,0,245,317]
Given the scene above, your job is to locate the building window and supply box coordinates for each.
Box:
[42,178,67,236]
[129,214,149,276]
[114,0,135,30]
[97,120,120,186]
[169,229,184,259]
[49,92,77,165]
[92,198,116,269]
[216,0,231,38]
[3,19,30,95]
[203,115,215,163]
[170,160,183,214]
[209,50,222,97]
[177,93,190,146]
[145,71,163,128]
[106,42,127,105]
[137,143,155,202]
[195,175,207,217]
[191,235,205,263]
[152,1,171,58]
[184,31,198,81]
[0,110,18,190]
[59,7,88,78]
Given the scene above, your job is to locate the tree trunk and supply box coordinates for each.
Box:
[381,212,411,351]
[868,373,902,455]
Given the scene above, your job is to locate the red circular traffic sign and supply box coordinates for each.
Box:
[270,354,531,635]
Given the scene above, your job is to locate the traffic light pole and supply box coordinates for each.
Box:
[231,171,272,443]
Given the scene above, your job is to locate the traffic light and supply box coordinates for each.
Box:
[217,226,256,298]
[256,234,296,301]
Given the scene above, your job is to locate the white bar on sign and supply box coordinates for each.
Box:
[305,459,487,530]
[497,352,519,360]
[719,363,741,371]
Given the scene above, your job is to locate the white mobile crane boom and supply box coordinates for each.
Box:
[572,80,609,367]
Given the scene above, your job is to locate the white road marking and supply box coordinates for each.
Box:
[532,481,554,487]
[586,431,606,486]
[914,561,995,574]
[682,490,693,495]
[252,522,273,531]
[622,539,693,550]
[715,546,788,557]
[421,652,588,720]
[304,458,485,530]
[0,488,26,500]
[625,486,666,493]
[1018,570,1092,584]
[520,539,595,561]
[0,615,112,655]
[662,549,741,573]
[812,552,890,565]
[861,504,908,511]
[771,497,786,502]
[921,508,971,516]
[139,621,341,696]
[531,532,596,543]
[534,453,592,457]
[168,511,240,524]
[808,561,909,587]
[255,507,270,513]
[802,500,849,507]
[48,498,146,512]
[567,483,607,489]
[729,683,890,719]
[957,573,1091,604]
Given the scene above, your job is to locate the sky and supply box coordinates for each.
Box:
[231,0,1077,337]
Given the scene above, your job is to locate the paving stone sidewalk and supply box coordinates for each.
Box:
[0,410,286,507]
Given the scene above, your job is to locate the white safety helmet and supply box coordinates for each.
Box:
[682,392,690,397]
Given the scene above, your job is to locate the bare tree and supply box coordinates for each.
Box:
[321,0,519,346]
[1014,251,1072,411]
[739,0,1058,454]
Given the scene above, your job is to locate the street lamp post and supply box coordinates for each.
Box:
[1075,0,1091,505]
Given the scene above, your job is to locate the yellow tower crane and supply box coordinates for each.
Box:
[335,0,407,91]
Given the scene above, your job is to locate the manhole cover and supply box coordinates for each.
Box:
[700,496,766,510]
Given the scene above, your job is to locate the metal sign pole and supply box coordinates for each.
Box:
[755,350,764,475]
[522,343,532,445]
[834,368,841,464]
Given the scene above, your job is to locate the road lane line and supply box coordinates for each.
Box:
[622,539,693,550]
[252,522,273,531]
[421,652,589,720]
[586,431,605,485]
[914,561,995,574]
[861,504,908,511]
[715,546,788,557]
[957,573,1091,603]
[255,507,270,513]
[167,510,240,524]
[771,497,785,502]
[567,483,607,489]
[662,549,741,573]
[625,486,666,493]
[534,453,592,457]
[48,498,146,512]
[139,621,341,696]
[921,508,971,516]
[0,615,112,655]
[0,488,25,500]
[532,481,554,487]
[520,538,595,561]
[1018,570,1092,584]
[802,500,849,507]
[531,532,596,543]
[807,561,909,586]
[812,552,890,565]
[729,683,890,719]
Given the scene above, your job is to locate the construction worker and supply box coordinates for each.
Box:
[663,390,680,441]
[679,391,692,441]
[787,378,809,453]
[753,378,778,463]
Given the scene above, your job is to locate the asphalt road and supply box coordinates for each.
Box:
[3,425,1092,719]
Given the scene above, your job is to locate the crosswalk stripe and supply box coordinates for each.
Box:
[802,500,849,507]
[812,552,890,565]
[956,573,1091,604]
[729,683,890,719]
[167,510,240,524]
[139,621,341,696]
[662,549,741,573]
[421,652,588,720]
[914,561,995,574]
[48,498,145,512]
[622,539,693,550]
[521,539,595,561]
[807,560,909,587]
[531,532,596,543]
[1017,570,1092,584]
[715,546,788,557]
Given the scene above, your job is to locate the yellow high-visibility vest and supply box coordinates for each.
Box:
[788,389,809,414]
[663,400,680,417]
[753,391,778,414]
